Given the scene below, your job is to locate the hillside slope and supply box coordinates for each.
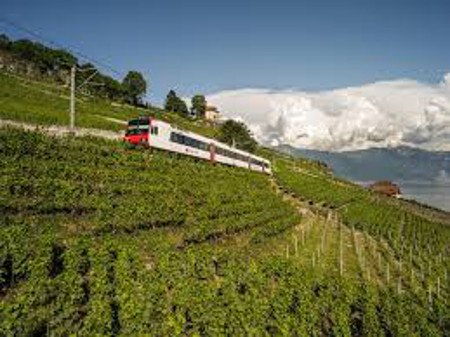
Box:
[279,144,450,183]
[1,71,449,335]
[1,127,449,336]
[278,144,450,212]
[0,72,217,137]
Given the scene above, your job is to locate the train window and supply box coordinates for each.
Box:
[129,118,151,129]
[170,132,208,151]
[185,136,194,147]
[150,126,159,135]
[250,158,264,166]
[170,132,182,144]
[191,137,207,151]
[215,146,248,161]
[126,128,143,136]
[128,119,140,126]
[198,140,207,151]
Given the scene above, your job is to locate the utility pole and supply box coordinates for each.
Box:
[70,65,76,132]
[68,65,101,133]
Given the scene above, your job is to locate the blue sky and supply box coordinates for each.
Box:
[1,0,450,104]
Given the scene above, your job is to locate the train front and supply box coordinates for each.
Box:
[123,116,150,145]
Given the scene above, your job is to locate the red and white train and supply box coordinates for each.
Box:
[123,116,271,174]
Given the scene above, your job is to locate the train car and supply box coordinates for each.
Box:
[123,116,271,174]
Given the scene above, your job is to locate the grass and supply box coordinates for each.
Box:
[0,71,218,137]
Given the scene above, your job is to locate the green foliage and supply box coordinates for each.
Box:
[191,94,206,118]
[0,72,218,137]
[122,70,147,105]
[275,157,450,260]
[164,89,188,116]
[0,34,148,106]
[0,127,305,335]
[76,63,127,102]
[218,119,258,153]
[0,34,11,49]
[1,64,449,335]
[8,38,78,72]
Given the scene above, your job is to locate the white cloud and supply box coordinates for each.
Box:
[207,74,450,152]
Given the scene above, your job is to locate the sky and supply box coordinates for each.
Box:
[2,0,450,151]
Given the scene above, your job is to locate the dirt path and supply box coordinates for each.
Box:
[0,118,122,140]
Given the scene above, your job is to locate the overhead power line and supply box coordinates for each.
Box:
[0,16,124,78]
[0,17,129,132]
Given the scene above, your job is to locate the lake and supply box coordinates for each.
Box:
[400,181,450,212]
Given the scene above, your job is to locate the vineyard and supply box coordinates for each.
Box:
[1,127,449,336]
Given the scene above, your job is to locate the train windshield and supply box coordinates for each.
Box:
[126,128,147,136]
[128,119,140,126]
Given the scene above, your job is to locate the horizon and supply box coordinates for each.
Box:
[2,0,450,102]
[2,0,450,152]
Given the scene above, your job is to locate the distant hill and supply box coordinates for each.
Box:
[278,144,450,184]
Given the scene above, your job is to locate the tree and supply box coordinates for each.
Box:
[122,71,147,105]
[164,90,188,116]
[8,39,77,74]
[218,119,258,153]
[0,34,11,49]
[164,90,178,111]
[191,94,207,118]
[50,49,77,68]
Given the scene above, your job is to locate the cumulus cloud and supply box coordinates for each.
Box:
[206,74,450,152]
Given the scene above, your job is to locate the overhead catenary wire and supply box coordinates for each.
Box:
[0,17,155,131]
[0,16,125,78]
[0,17,129,131]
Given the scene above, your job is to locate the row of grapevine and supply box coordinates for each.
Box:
[1,127,448,335]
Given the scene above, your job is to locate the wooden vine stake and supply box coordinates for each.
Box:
[339,224,343,277]
[437,277,440,299]
[317,246,321,267]
[409,246,413,264]
[294,235,298,257]
[428,284,433,309]
[386,262,390,284]
[360,244,364,270]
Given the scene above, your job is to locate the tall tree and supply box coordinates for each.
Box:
[191,94,207,118]
[218,119,258,153]
[164,90,178,111]
[164,90,188,116]
[0,34,11,49]
[122,71,147,105]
